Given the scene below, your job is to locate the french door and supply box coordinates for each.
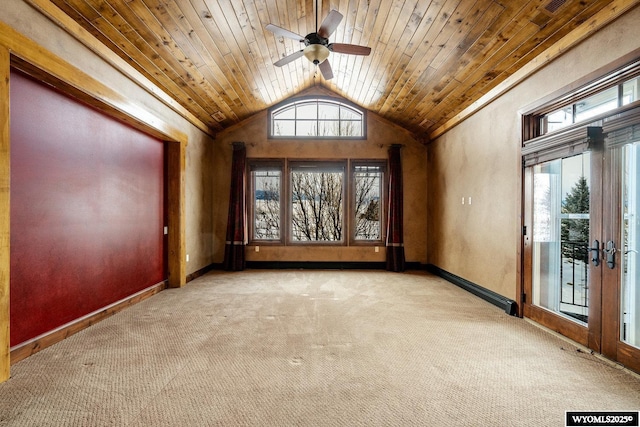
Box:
[523,120,640,373]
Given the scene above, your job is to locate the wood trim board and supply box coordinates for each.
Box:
[10,282,166,365]
[167,141,186,288]
[0,45,10,383]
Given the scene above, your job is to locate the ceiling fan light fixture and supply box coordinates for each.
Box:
[303,44,330,65]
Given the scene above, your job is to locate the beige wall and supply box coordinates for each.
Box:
[10,0,637,296]
[1,0,216,276]
[185,135,215,273]
[427,6,640,300]
[214,87,428,264]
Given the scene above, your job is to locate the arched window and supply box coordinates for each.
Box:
[269,96,366,138]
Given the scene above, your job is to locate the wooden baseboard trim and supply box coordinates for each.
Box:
[186,263,217,282]
[10,281,167,365]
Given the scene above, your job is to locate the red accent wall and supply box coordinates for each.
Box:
[9,71,165,346]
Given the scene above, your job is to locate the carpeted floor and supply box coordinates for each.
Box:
[0,270,638,426]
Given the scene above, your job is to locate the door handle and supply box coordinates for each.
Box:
[590,240,600,267]
[604,240,616,269]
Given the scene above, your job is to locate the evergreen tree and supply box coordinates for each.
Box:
[561,176,590,262]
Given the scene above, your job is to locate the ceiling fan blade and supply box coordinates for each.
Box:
[265,24,305,42]
[317,10,343,38]
[318,59,334,80]
[330,43,371,56]
[274,50,305,67]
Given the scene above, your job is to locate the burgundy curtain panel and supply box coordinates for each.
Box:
[223,142,247,271]
[386,144,406,272]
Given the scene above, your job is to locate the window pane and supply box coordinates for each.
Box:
[273,120,295,136]
[297,103,317,119]
[290,166,344,242]
[318,103,339,120]
[621,141,640,348]
[269,98,365,139]
[273,105,296,119]
[546,106,573,133]
[532,154,590,324]
[354,165,382,240]
[318,120,340,136]
[575,86,618,122]
[296,120,317,136]
[252,169,281,240]
[623,77,640,106]
[340,107,361,120]
[340,120,362,136]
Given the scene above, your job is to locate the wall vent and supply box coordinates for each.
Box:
[545,0,566,13]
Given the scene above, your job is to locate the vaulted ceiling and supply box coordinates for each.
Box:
[44,0,630,139]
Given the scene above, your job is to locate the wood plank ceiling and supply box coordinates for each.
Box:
[47,0,625,139]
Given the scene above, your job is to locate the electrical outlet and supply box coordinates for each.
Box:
[186,254,189,262]
[255,246,260,252]
[375,246,379,253]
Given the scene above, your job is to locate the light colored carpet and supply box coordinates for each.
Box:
[0,270,638,426]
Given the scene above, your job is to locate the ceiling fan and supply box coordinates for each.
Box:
[265,4,371,80]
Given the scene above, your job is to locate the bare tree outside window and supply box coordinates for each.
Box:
[354,165,382,240]
[251,161,383,244]
[252,170,281,240]
[290,167,343,241]
[252,97,378,244]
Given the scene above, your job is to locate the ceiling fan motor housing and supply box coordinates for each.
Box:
[305,33,329,47]
[303,33,330,64]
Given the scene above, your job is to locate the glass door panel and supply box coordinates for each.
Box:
[621,140,640,349]
[532,153,591,324]
[524,120,640,372]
